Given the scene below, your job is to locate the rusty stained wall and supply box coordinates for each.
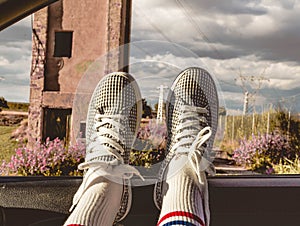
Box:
[28,0,132,146]
[58,0,109,94]
[28,7,48,147]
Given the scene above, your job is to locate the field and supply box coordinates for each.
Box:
[0,101,28,163]
[0,125,19,162]
[7,102,29,112]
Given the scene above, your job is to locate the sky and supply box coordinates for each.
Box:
[0,16,31,103]
[1,1,300,114]
[130,0,300,115]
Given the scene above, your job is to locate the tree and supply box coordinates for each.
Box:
[219,106,227,116]
[0,97,8,112]
[142,98,152,118]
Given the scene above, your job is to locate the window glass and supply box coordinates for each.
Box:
[130,0,300,175]
[1,2,300,177]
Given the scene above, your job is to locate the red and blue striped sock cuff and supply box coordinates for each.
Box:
[65,224,84,226]
[157,211,205,226]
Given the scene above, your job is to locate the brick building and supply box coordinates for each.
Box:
[28,0,131,147]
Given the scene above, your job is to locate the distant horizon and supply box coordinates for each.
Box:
[0,94,30,103]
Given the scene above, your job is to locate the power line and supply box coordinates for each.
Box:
[235,67,270,113]
[132,4,173,43]
[175,0,224,60]
[173,0,239,87]
[132,1,238,88]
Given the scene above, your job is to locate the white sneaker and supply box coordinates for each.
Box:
[154,67,219,223]
[72,72,142,222]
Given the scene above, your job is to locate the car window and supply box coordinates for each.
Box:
[1,2,300,177]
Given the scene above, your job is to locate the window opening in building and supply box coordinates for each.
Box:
[43,108,72,142]
[54,31,73,58]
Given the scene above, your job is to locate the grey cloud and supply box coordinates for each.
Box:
[0,18,32,95]
[185,0,267,15]
[223,33,300,64]
[132,0,300,64]
[130,41,199,61]
[0,74,29,86]
[0,17,32,70]
[218,81,241,93]
[133,0,178,11]
[0,83,29,102]
[184,19,300,64]
[188,43,247,60]
[0,17,32,92]
[280,0,296,10]
[135,0,268,16]
[0,25,31,44]
[0,42,32,63]
[224,99,243,110]
[129,60,180,106]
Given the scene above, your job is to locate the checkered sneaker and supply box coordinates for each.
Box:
[154,67,219,209]
[72,72,142,223]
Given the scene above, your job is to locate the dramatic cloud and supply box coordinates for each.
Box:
[131,0,300,114]
[0,16,31,102]
[132,0,300,63]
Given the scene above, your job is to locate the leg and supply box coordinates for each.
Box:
[157,155,206,226]
[154,67,219,226]
[64,72,142,226]
[64,177,122,226]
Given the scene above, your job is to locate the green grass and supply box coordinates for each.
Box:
[0,125,18,162]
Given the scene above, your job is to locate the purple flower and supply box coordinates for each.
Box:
[0,137,86,176]
[233,133,292,173]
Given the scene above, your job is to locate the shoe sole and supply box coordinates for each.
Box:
[111,72,142,222]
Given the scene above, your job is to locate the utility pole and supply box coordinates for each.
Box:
[157,85,168,124]
[235,67,269,115]
[243,91,249,115]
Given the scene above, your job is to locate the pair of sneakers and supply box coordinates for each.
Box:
[71,67,219,224]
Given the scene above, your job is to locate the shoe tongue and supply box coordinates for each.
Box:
[165,154,189,179]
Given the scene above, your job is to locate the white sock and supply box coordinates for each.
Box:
[64,176,122,226]
[157,155,207,226]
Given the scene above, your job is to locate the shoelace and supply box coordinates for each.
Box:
[84,114,126,164]
[170,105,215,184]
[70,113,143,212]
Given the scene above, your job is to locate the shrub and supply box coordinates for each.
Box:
[7,102,29,112]
[0,119,168,175]
[219,139,240,157]
[0,97,8,111]
[130,119,167,168]
[270,156,300,174]
[0,137,85,176]
[233,133,293,173]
